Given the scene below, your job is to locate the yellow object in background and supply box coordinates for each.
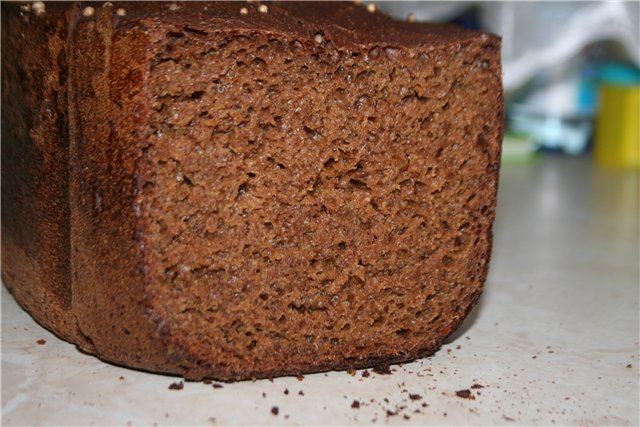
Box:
[594,84,640,169]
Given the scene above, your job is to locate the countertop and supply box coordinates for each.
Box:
[2,156,639,426]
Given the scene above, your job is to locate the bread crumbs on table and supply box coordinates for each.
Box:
[298,390,304,396]
[203,378,212,384]
[403,415,410,420]
[284,388,289,395]
[271,406,279,416]
[296,375,305,381]
[119,376,125,380]
[471,383,484,389]
[351,400,360,409]
[168,381,184,390]
[409,393,422,400]
[262,392,266,398]
[362,370,370,378]
[386,410,397,417]
[36,339,46,345]
[626,364,632,368]
[212,383,224,389]
[503,415,516,421]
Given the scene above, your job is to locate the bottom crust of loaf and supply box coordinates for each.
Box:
[3,276,482,381]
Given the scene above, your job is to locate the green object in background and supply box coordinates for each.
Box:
[501,131,538,165]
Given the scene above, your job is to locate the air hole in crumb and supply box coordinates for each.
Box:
[396,328,410,336]
[338,242,347,250]
[264,221,273,230]
[237,183,249,199]
[349,178,368,190]
[303,126,322,141]
[184,26,208,36]
[443,255,454,266]
[190,90,204,100]
[323,158,336,168]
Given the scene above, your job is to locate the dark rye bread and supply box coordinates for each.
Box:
[1,1,503,381]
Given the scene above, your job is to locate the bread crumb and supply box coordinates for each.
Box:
[116,8,126,16]
[258,4,268,13]
[169,3,179,11]
[314,33,324,44]
[270,406,279,416]
[102,2,113,7]
[366,3,376,13]
[407,13,416,22]
[36,339,46,345]
[240,7,248,15]
[455,389,475,400]
[372,364,391,375]
[168,381,184,390]
[83,6,95,17]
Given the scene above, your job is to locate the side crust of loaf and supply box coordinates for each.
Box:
[1,2,503,381]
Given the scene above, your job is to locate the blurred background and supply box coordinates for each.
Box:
[378,1,640,169]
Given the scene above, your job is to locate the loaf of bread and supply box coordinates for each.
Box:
[1,1,503,381]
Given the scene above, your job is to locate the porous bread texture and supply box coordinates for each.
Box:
[140,29,500,379]
[1,1,502,381]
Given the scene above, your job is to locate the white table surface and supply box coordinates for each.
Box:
[2,156,639,426]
